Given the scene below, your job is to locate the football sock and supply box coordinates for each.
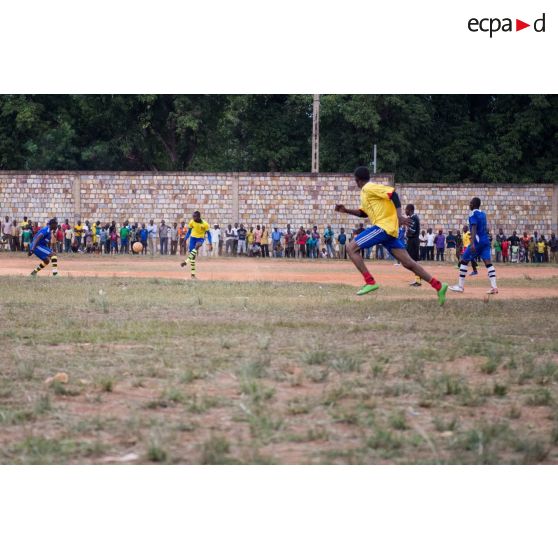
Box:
[487,265,497,288]
[51,255,58,275]
[458,263,468,287]
[32,262,46,274]
[189,249,197,277]
[362,271,375,285]
[429,277,442,291]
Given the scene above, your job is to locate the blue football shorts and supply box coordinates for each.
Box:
[33,244,53,261]
[355,226,406,253]
[462,243,491,262]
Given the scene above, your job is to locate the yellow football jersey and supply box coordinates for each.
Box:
[188,219,210,239]
[463,231,471,247]
[359,182,398,237]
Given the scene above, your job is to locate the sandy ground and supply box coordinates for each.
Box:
[1,252,557,300]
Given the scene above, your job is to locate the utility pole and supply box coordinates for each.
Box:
[371,144,377,175]
[311,94,320,173]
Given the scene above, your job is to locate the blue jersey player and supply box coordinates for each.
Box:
[29,218,59,276]
[450,197,498,295]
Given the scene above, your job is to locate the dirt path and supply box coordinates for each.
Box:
[1,253,557,299]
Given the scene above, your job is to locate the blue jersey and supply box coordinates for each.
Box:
[398,226,406,243]
[468,210,490,245]
[33,226,52,248]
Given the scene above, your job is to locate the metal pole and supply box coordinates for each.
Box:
[372,144,377,175]
[312,94,320,173]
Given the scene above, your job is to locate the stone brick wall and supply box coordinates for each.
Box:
[0,172,556,235]
[0,173,74,222]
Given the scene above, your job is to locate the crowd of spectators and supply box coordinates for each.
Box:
[2,215,557,264]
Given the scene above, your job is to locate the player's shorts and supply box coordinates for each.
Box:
[189,236,206,252]
[33,244,53,261]
[355,226,406,253]
[461,243,491,262]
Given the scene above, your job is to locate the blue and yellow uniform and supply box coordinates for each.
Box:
[31,226,54,260]
[462,209,491,262]
[185,219,211,252]
[355,182,405,253]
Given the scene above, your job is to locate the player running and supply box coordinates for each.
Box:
[29,218,59,276]
[335,167,448,305]
[449,197,498,295]
[180,211,212,279]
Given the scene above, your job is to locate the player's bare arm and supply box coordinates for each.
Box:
[335,205,367,218]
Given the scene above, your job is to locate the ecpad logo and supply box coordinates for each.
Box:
[468,13,546,37]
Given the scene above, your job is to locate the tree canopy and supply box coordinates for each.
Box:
[0,94,556,182]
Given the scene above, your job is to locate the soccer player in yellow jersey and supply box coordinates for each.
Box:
[180,211,212,278]
[461,225,478,275]
[335,167,447,305]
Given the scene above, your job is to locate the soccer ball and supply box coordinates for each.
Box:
[132,241,143,254]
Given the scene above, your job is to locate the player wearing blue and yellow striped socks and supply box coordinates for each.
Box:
[180,211,212,279]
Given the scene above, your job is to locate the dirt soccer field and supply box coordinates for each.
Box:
[1,253,558,464]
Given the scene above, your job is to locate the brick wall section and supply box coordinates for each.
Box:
[78,173,235,226]
[0,172,556,234]
[0,173,74,221]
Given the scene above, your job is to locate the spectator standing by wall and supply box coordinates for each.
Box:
[536,235,546,263]
[324,225,335,258]
[508,231,520,253]
[283,228,292,258]
[170,222,179,255]
[261,226,270,258]
[54,225,63,253]
[138,224,147,254]
[419,229,427,261]
[426,228,435,260]
[252,225,261,255]
[337,228,347,259]
[306,229,315,258]
[159,220,170,255]
[120,222,130,254]
[295,227,306,258]
[109,227,118,254]
[178,221,187,256]
[73,220,84,251]
[64,226,73,253]
[271,227,283,257]
[147,220,157,255]
[493,236,502,263]
[247,227,254,254]
[11,220,20,251]
[435,229,445,261]
[21,225,32,253]
[225,225,235,256]
[3,216,12,250]
[446,230,457,263]
[231,223,239,255]
[501,238,510,263]
[311,226,320,258]
[237,224,247,256]
[210,225,221,257]
[528,236,535,263]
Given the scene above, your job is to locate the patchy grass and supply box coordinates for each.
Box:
[0,275,557,464]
